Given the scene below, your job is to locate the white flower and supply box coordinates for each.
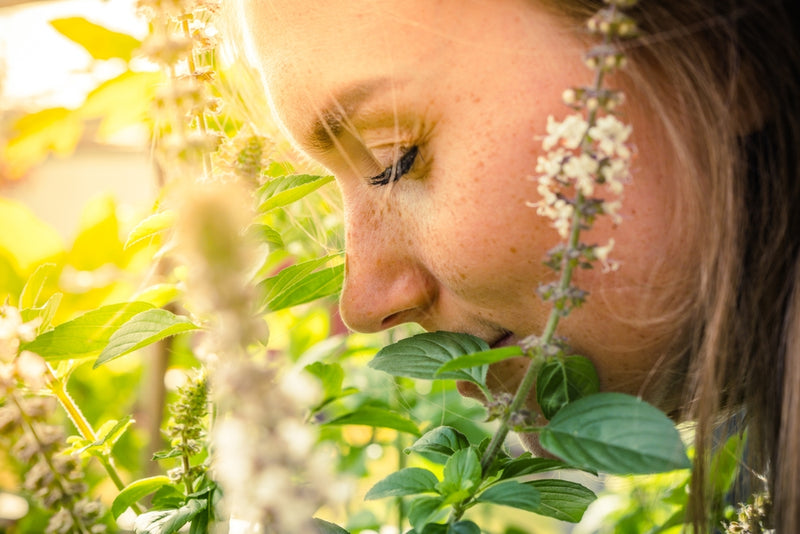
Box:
[594,239,619,272]
[562,153,599,196]
[0,305,41,363]
[542,114,588,151]
[588,115,632,159]
[603,199,623,225]
[600,157,630,194]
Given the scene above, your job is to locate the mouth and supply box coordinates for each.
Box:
[489,330,516,349]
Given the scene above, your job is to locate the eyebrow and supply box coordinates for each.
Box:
[303,78,398,153]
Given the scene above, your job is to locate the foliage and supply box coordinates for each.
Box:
[0,1,746,533]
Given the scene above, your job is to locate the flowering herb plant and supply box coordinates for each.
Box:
[0,0,749,533]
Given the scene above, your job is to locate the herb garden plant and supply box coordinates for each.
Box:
[0,1,749,533]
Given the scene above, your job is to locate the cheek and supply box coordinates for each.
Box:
[414,159,557,295]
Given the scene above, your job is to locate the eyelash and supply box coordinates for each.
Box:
[368,145,419,186]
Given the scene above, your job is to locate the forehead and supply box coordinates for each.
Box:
[239,0,581,143]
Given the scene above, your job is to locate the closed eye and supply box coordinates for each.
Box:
[368,146,419,186]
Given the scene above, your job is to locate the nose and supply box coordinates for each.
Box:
[338,200,437,333]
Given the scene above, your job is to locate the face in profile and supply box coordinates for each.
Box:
[241,0,690,418]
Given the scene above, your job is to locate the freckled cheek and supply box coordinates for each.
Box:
[417,190,556,292]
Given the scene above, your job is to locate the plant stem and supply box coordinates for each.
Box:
[470,17,617,513]
[478,193,585,475]
[46,365,143,513]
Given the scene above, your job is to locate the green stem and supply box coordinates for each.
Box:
[464,12,620,519]
[46,366,143,514]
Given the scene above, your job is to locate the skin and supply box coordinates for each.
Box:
[242,0,689,432]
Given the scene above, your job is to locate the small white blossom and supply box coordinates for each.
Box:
[562,153,599,196]
[542,114,588,151]
[594,239,619,272]
[589,115,632,159]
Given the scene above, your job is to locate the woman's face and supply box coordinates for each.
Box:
[242,0,686,415]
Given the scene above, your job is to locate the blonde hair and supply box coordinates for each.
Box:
[545,1,800,531]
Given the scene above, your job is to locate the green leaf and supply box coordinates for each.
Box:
[20,263,57,309]
[499,455,572,480]
[78,71,161,139]
[325,406,420,436]
[94,308,199,368]
[257,174,334,212]
[68,195,123,270]
[475,480,541,512]
[124,211,176,250]
[405,426,471,464]
[74,416,133,456]
[21,292,63,334]
[248,224,284,249]
[539,392,691,475]
[133,499,206,534]
[437,447,482,500]
[526,479,597,523]
[22,301,154,361]
[536,355,600,420]
[314,518,350,534]
[306,361,345,400]
[368,332,490,386]
[365,467,439,500]
[447,521,481,534]
[111,476,171,520]
[435,346,523,375]
[150,485,186,509]
[258,255,344,312]
[50,17,141,61]
[408,495,445,533]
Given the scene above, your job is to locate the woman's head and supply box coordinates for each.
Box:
[238,0,694,408]
[232,0,800,530]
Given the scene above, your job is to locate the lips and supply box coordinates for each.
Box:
[489,331,516,349]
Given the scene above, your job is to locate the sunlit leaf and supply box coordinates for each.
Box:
[68,195,124,270]
[369,332,489,387]
[536,355,600,420]
[405,426,471,465]
[525,479,597,522]
[124,210,176,250]
[94,308,199,367]
[112,476,172,520]
[325,406,420,436]
[74,416,134,456]
[0,199,64,272]
[257,174,334,212]
[21,301,153,361]
[435,346,523,376]
[79,71,161,139]
[257,254,344,312]
[539,392,691,475]
[4,108,83,178]
[475,480,541,512]
[19,263,57,309]
[365,468,439,500]
[248,223,284,249]
[50,17,141,61]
